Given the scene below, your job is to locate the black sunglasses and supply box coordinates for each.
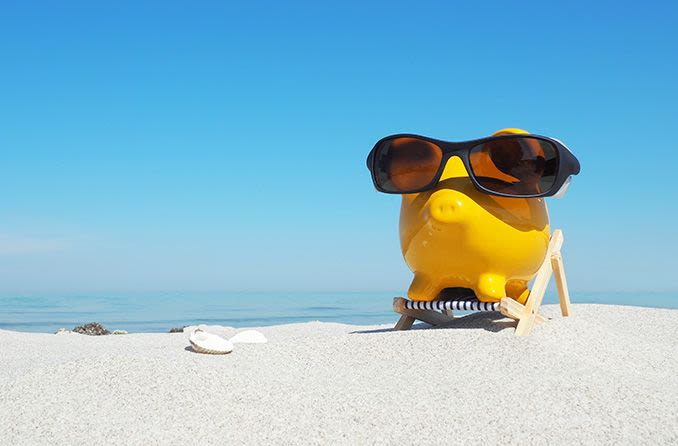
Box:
[366,133,580,198]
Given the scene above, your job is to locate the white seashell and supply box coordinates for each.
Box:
[189,329,233,354]
[229,329,267,344]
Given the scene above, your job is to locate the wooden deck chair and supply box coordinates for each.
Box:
[392,229,571,337]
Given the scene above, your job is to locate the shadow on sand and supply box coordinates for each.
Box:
[350,311,522,334]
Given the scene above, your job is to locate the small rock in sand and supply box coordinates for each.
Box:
[169,326,187,333]
[111,330,128,335]
[73,322,110,336]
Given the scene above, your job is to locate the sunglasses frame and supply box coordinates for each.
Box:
[366,133,580,198]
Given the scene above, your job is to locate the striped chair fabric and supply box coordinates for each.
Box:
[405,299,499,312]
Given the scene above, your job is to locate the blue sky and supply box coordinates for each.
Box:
[1,0,677,294]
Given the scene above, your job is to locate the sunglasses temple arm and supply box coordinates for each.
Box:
[552,176,572,199]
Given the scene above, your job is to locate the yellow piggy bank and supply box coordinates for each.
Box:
[399,128,549,304]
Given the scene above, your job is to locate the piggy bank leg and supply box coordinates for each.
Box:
[476,273,507,302]
[407,273,441,302]
[506,280,530,305]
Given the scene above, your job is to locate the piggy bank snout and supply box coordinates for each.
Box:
[428,190,470,223]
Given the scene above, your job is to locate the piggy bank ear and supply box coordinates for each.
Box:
[492,128,529,136]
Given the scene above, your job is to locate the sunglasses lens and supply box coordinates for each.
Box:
[469,136,558,196]
[374,137,443,193]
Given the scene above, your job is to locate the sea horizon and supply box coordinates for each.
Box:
[1,290,676,334]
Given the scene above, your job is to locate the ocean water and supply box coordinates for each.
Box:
[0,291,676,333]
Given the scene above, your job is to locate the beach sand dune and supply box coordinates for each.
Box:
[0,304,676,445]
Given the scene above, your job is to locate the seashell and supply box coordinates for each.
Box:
[189,329,233,355]
[229,330,267,344]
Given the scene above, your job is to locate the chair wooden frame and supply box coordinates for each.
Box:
[393,229,571,336]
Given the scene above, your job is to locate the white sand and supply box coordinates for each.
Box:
[0,304,676,445]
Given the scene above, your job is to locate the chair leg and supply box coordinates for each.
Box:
[515,268,553,337]
[394,315,415,331]
[397,308,454,327]
[515,230,563,337]
[551,253,572,317]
